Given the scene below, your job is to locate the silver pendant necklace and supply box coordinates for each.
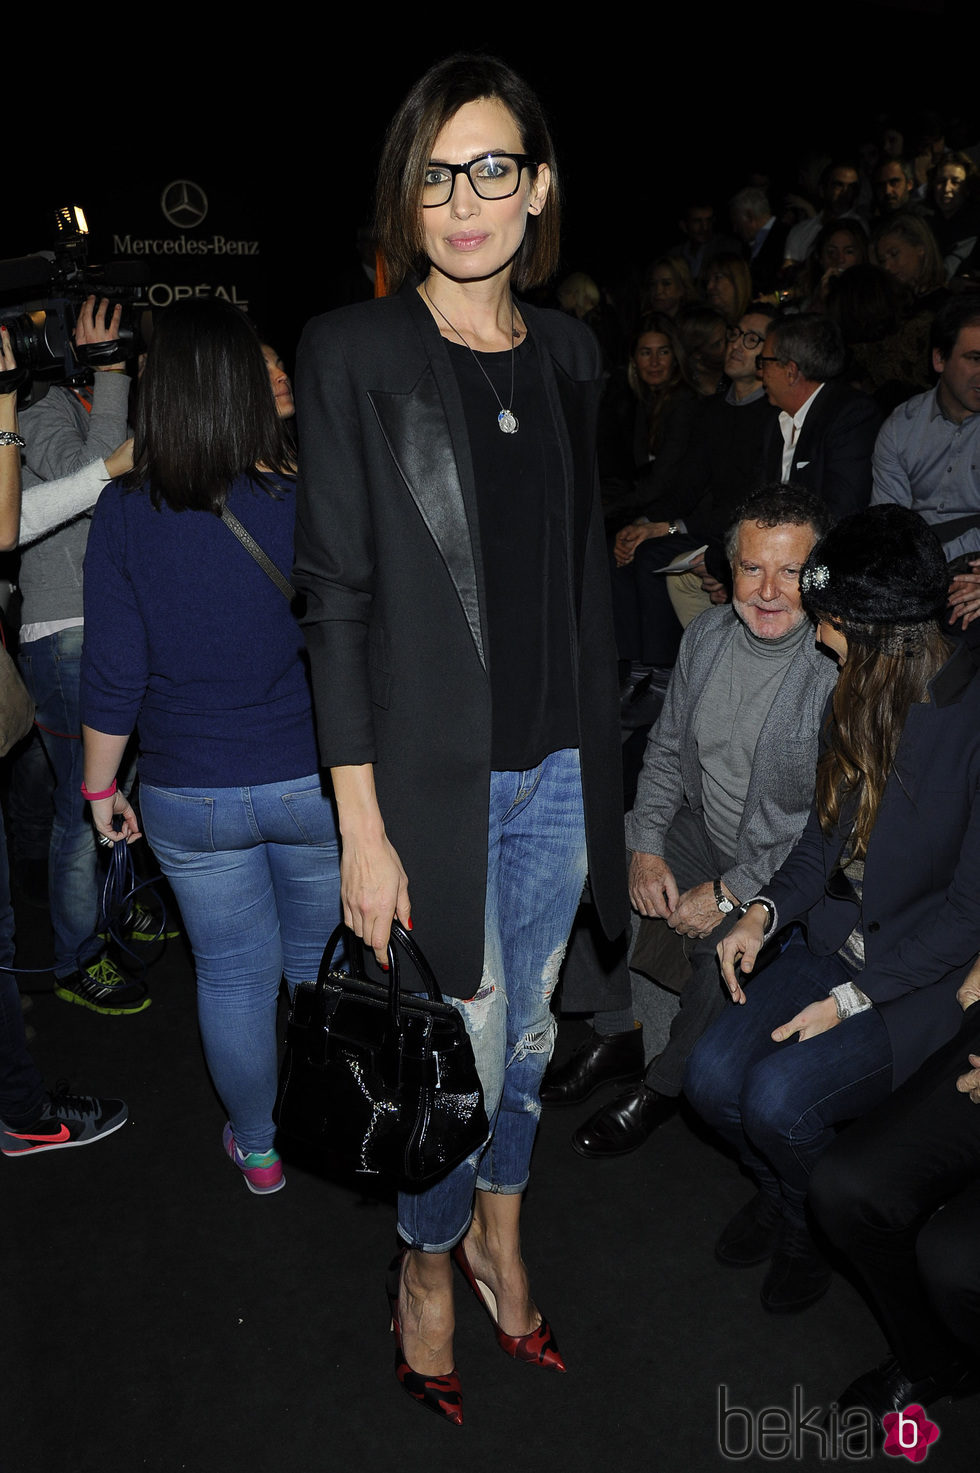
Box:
[423,282,520,434]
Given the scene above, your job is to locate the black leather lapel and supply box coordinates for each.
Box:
[369,371,485,669]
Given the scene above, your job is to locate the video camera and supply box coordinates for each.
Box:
[0,206,152,389]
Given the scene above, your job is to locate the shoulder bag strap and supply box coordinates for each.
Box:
[219,506,295,601]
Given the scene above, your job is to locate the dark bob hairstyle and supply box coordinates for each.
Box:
[375,53,561,293]
[124,297,294,514]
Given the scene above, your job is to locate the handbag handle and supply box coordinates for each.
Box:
[318,920,448,1034]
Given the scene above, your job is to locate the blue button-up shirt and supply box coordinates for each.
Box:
[872,387,980,559]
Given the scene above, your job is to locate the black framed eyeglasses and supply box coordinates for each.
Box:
[726,326,766,351]
[422,153,535,207]
[756,355,782,369]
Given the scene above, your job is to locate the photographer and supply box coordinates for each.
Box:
[0,323,129,1155]
[15,295,148,1015]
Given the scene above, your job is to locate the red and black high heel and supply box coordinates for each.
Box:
[452,1241,567,1372]
[385,1254,463,1426]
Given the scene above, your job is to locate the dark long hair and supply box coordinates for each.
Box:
[374,53,561,292]
[814,625,952,860]
[804,505,952,861]
[124,298,294,513]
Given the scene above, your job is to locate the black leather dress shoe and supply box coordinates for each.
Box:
[540,1027,644,1106]
[836,1355,978,1434]
[571,1083,676,1157]
[760,1223,832,1313]
[714,1191,784,1266]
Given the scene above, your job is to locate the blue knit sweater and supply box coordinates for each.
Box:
[80,473,321,788]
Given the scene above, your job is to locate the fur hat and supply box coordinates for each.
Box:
[800,506,949,637]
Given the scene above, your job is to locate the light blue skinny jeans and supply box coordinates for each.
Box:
[398,747,587,1253]
[139,773,341,1155]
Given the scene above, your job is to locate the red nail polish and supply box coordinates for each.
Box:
[407,917,413,931]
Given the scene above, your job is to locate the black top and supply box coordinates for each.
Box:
[447,336,577,769]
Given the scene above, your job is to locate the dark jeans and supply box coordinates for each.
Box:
[685,936,893,1226]
[19,628,101,977]
[610,531,699,668]
[810,1002,980,1378]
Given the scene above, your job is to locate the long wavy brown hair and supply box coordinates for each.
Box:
[815,621,952,861]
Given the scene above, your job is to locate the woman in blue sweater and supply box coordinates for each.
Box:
[79,299,341,1195]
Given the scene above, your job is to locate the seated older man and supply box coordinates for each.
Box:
[544,487,838,1156]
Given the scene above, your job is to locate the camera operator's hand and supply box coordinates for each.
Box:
[75,295,125,370]
[0,322,27,397]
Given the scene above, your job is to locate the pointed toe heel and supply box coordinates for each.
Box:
[452,1243,566,1372]
[385,1255,463,1425]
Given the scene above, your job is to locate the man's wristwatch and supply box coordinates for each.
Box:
[713,878,735,914]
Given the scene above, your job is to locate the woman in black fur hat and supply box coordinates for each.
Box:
[684,504,980,1316]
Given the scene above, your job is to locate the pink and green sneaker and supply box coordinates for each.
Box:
[222,1123,284,1195]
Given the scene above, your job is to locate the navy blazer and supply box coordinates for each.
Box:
[760,380,883,522]
[764,642,980,1087]
[293,287,627,996]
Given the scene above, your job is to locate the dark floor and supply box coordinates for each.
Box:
[6,885,978,1473]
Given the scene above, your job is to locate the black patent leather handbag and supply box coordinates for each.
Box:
[274,921,489,1187]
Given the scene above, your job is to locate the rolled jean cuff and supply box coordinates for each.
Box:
[396,1207,473,1256]
[474,1175,528,1196]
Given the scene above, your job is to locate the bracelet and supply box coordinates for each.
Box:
[81,779,117,802]
[741,896,777,935]
[0,430,25,448]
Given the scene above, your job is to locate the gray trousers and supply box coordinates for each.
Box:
[559,804,742,1098]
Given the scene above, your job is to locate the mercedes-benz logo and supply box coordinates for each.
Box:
[161,179,208,229]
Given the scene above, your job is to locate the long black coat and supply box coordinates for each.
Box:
[293,287,627,997]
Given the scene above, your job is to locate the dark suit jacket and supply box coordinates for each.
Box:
[763,643,980,1088]
[747,220,789,295]
[760,380,883,521]
[293,287,627,996]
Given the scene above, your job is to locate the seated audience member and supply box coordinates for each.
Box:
[556,272,625,372]
[872,156,917,218]
[673,304,729,396]
[730,187,788,297]
[930,152,980,280]
[873,212,949,310]
[641,257,696,320]
[794,220,868,311]
[871,294,980,563]
[757,315,883,519]
[825,265,933,406]
[544,489,837,1162]
[701,253,753,326]
[668,203,740,281]
[663,306,780,622]
[809,966,980,1433]
[688,506,976,1315]
[783,162,863,267]
[608,316,702,671]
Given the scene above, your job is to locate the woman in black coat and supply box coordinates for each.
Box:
[293,55,625,1423]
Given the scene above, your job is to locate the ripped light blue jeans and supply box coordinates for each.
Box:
[398,748,587,1252]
